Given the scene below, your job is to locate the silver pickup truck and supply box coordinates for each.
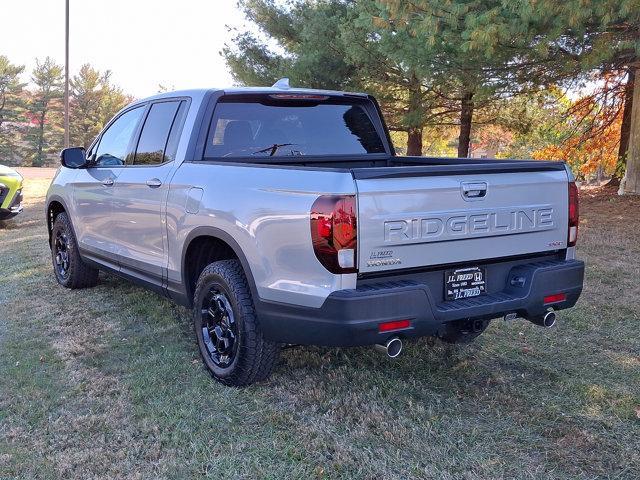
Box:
[46,81,584,386]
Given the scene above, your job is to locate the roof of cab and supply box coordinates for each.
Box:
[134,85,369,105]
[221,86,368,97]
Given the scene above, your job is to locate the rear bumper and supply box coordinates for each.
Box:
[258,258,585,347]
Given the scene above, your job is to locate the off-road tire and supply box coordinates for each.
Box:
[438,318,490,344]
[51,212,99,289]
[193,259,280,387]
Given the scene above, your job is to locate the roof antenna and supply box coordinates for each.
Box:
[272,77,290,89]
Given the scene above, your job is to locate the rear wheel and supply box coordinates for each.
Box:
[51,212,99,289]
[439,318,490,344]
[193,259,279,386]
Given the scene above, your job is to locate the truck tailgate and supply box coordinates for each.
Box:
[354,166,569,274]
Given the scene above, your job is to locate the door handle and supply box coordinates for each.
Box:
[461,182,487,199]
[146,178,162,188]
[102,178,114,186]
[463,188,486,198]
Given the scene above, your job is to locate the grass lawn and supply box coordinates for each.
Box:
[1,172,639,479]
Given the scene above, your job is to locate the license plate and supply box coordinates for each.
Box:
[445,267,486,301]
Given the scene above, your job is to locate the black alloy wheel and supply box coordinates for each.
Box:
[53,230,71,280]
[200,286,239,368]
[193,259,280,386]
[50,212,99,289]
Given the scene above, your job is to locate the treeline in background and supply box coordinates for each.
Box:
[224,0,637,190]
[1,0,637,192]
[0,56,132,167]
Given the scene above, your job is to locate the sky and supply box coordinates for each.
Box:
[0,0,249,98]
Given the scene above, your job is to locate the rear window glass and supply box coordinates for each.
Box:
[133,101,181,165]
[204,97,386,158]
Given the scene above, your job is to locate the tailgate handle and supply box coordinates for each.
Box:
[461,182,487,199]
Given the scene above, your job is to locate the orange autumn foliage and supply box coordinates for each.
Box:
[532,115,621,175]
[533,74,625,177]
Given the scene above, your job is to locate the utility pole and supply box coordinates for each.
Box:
[64,0,70,148]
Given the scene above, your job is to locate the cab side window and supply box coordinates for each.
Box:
[133,101,182,165]
[94,106,145,166]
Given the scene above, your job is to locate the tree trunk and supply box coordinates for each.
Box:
[407,128,423,156]
[620,66,640,195]
[405,74,423,157]
[618,69,635,167]
[458,92,474,158]
[35,109,46,167]
[0,94,6,130]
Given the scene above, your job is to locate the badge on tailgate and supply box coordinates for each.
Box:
[445,267,486,301]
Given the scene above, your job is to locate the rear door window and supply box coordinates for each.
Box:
[133,101,182,165]
[205,97,386,158]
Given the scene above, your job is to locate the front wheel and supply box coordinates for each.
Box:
[51,212,99,289]
[193,259,279,387]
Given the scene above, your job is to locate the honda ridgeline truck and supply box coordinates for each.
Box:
[46,80,584,386]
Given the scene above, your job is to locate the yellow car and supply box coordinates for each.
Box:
[0,165,23,220]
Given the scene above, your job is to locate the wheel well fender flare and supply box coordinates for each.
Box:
[45,195,75,245]
[181,226,260,304]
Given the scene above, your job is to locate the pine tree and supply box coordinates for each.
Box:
[387,0,640,191]
[69,64,132,148]
[223,0,563,157]
[25,57,64,166]
[223,0,439,155]
[374,0,573,157]
[223,0,353,90]
[0,56,26,164]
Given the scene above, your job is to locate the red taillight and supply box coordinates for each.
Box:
[568,181,579,247]
[310,195,357,274]
[544,293,566,304]
[317,216,332,238]
[378,319,411,333]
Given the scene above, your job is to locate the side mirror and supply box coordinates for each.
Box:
[60,147,88,169]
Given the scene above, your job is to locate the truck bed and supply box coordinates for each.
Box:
[227,154,566,176]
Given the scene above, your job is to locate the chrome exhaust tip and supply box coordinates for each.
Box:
[542,310,557,328]
[526,310,557,328]
[374,337,403,358]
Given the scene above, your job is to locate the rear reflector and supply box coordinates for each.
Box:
[378,319,411,333]
[544,293,566,304]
